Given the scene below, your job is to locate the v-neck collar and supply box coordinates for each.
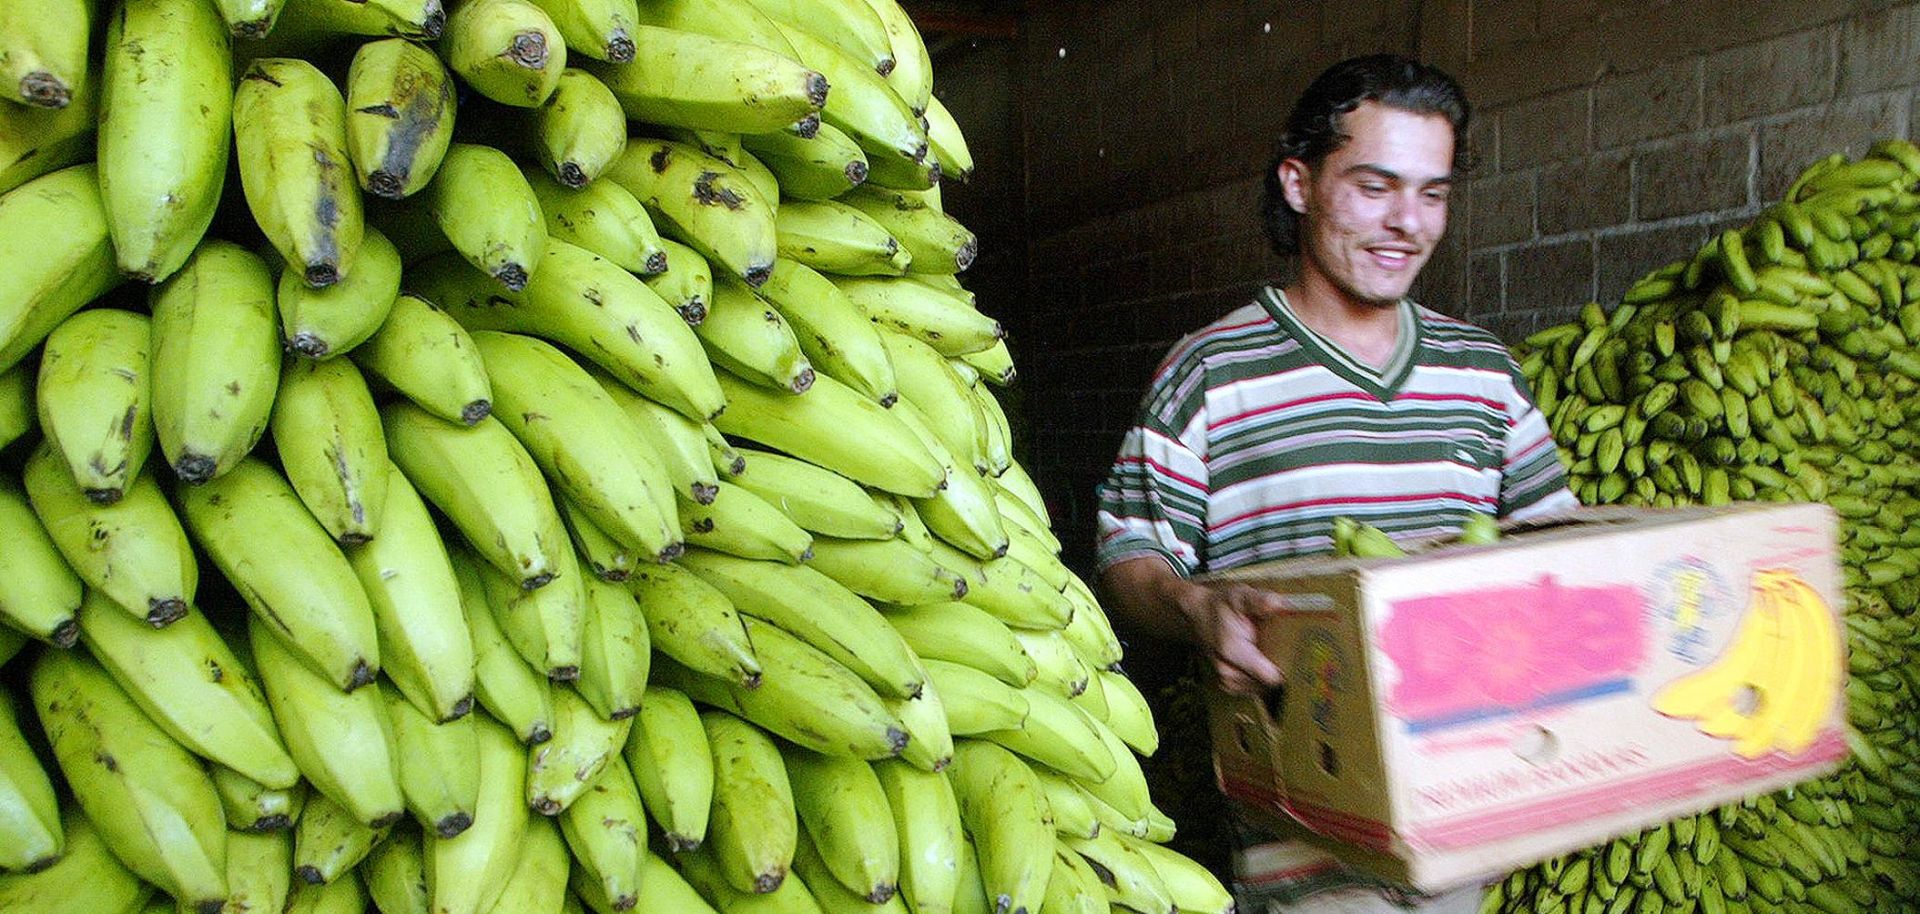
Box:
[1260,286,1423,400]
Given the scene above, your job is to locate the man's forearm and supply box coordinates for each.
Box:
[1097,555,1202,645]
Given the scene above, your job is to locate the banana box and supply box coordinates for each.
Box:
[1202,502,1847,893]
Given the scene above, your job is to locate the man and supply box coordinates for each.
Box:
[1095,54,1578,913]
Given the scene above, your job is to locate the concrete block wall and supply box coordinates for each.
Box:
[960,0,1920,574]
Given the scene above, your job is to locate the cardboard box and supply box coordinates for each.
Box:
[1202,503,1848,893]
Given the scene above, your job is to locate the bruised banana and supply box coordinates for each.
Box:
[527,168,667,274]
[234,58,365,288]
[25,443,195,627]
[272,356,388,545]
[645,236,715,324]
[626,561,762,687]
[775,197,909,277]
[34,308,153,504]
[604,137,780,288]
[703,709,800,894]
[835,274,999,356]
[0,0,88,108]
[277,225,402,359]
[345,37,457,200]
[147,238,280,483]
[0,76,94,197]
[753,257,899,405]
[741,121,870,201]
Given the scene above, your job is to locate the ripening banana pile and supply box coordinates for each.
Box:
[0,1,1235,913]
[1483,144,1920,914]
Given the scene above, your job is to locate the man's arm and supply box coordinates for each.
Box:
[1100,554,1284,696]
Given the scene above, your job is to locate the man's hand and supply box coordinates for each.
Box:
[1172,580,1286,695]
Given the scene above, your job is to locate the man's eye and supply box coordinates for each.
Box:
[1359,183,1387,194]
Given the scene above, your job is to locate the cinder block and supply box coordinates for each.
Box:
[1757,95,1901,201]
[1838,4,1920,97]
[1704,28,1834,125]
[1593,58,1701,149]
[1503,237,1595,314]
[1498,88,1589,168]
[1469,171,1536,248]
[1632,128,1752,222]
[1537,150,1632,235]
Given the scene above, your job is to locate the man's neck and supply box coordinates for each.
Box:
[1280,273,1405,369]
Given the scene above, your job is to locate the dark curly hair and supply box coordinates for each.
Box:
[1260,54,1472,256]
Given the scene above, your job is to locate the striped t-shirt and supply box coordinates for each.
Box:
[1096,284,1576,578]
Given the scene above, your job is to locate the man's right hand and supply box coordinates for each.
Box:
[1171,580,1286,695]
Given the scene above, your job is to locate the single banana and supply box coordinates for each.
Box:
[994,485,1057,553]
[959,339,1014,387]
[558,752,647,909]
[247,616,404,828]
[1092,668,1158,756]
[266,0,439,40]
[922,94,974,182]
[625,685,713,852]
[24,443,194,626]
[655,616,908,760]
[1127,836,1233,914]
[973,381,1014,476]
[148,239,281,483]
[790,828,910,913]
[679,547,924,699]
[1011,628,1091,699]
[1062,829,1173,914]
[277,226,402,359]
[1041,844,1106,914]
[603,138,780,288]
[272,356,388,544]
[78,593,298,790]
[0,806,151,914]
[840,186,976,276]
[996,463,1049,524]
[768,20,928,187]
[947,740,1053,914]
[34,345,145,513]
[0,59,93,196]
[0,477,81,646]
[675,843,829,914]
[835,276,998,359]
[384,401,569,590]
[528,168,668,274]
[804,536,968,604]
[525,67,627,189]
[212,765,306,833]
[292,789,389,886]
[703,709,800,894]
[365,826,430,914]
[581,25,825,135]
[451,546,556,744]
[423,142,548,290]
[921,658,1030,735]
[411,240,726,421]
[754,259,898,404]
[97,0,231,283]
[731,446,904,539]
[681,478,816,563]
[932,540,1073,630]
[711,370,945,497]
[0,165,125,375]
[527,685,634,815]
[879,330,987,473]
[0,0,88,108]
[749,0,891,71]
[346,462,474,721]
[784,746,900,901]
[178,457,381,690]
[1032,767,1099,840]
[470,330,683,560]
[978,686,1114,783]
[1140,807,1175,844]
[222,827,294,914]
[871,759,960,914]
[951,836,991,914]
[576,575,650,719]
[775,198,908,277]
[349,292,493,426]
[1006,524,1072,594]
[700,277,816,392]
[381,682,479,839]
[626,562,761,686]
[598,375,720,504]
[482,815,570,914]
[233,59,365,288]
[891,400,1006,559]
[560,492,641,581]
[32,649,228,911]
[741,122,869,201]
[527,0,636,61]
[630,850,725,914]
[642,236,712,326]
[0,361,31,450]
[0,684,62,872]
[283,870,366,914]
[442,0,567,107]
[474,542,586,682]
[425,713,528,914]
[859,0,930,113]
[881,601,1035,688]
[345,37,457,199]
[1074,716,1152,824]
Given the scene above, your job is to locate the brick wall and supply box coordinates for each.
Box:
[950,0,1920,575]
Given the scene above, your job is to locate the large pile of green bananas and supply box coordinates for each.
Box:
[0,1,1236,912]
[1485,144,1920,914]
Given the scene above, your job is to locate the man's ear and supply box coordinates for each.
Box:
[1277,159,1311,215]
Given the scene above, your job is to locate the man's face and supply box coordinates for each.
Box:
[1280,101,1455,308]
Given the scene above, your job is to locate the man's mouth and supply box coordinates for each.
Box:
[1366,246,1418,270]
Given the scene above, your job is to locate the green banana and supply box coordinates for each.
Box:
[880,329,989,472]
[558,753,647,910]
[0,806,151,914]
[1094,669,1157,756]
[871,758,962,914]
[234,58,365,288]
[884,662,953,772]
[559,491,642,581]
[380,682,479,838]
[961,339,1016,387]
[921,658,1030,735]
[859,0,929,114]
[364,826,429,914]
[804,535,970,604]
[741,121,870,200]
[528,168,668,274]
[604,137,780,288]
[626,562,762,686]
[930,539,1073,629]
[212,765,306,833]
[0,73,93,196]
[349,293,493,426]
[272,356,387,544]
[576,575,651,719]
[0,477,80,646]
[769,19,928,187]
[834,275,999,354]
[703,709,800,894]
[681,479,817,563]
[775,198,909,276]
[267,0,442,39]
[474,542,586,681]
[0,685,61,873]
[625,685,714,852]
[646,235,715,324]
[675,843,830,914]
[424,713,528,914]
[1011,628,1091,699]
[423,142,549,290]
[881,601,1034,687]
[292,790,388,886]
[482,815,570,914]
[527,684,633,815]
[599,377,721,504]
[580,25,825,135]
[247,616,404,828]
[753,258,899,404]
[345,37,457,200]
[700,277,817,392]
[452,546,556,745]
[33,309,151,505]
[283,870,365,914]
[1063,829,1175,914]
[785,745,901,901]
[0,0,88,108]
[749,0,892,74]
[947,741,1053,914]
[730,445,904,539]
[840,184,976,276]
[148,238,281,483]
[0,165,123,375]
[1041,844,1105,914]
[890,400,1005,558]
[923,94,974,182]
[527,67,627,186]
[221,827,294,914]
[0,361,30,451]
[346,461,475,721]
[1031,767,1099,840]
[711,370,945,497]
[97,0,232,283]
[979,684,1115,784]
[25,443,194,627]
[442,0,567,107]
[527,0,637,62]
[277,225,402,359]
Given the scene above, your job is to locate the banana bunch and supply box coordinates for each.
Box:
[1487,144,1920,913]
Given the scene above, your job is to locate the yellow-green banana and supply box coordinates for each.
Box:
[98,0,231,283]
[380,682,478,838]
[528,168,667,274]
[292,790,388,886]
[742,121,869,200]
[527,685,633,815]
[791,827,910,914]
[884,661,952,772]
[284,869,366,914]
[785,745,900,901]
[0,685,61,873]
[626,562,761,686]
[247,616,403,828]
[1075,717,1152,823]
[423,142,548,290]
[841,185,976,276]
[1041,843,1106,914]
[581,25,825,135]
[0,74,93,196]
[25,444,194,627]
[32,649,228,911]
[0,165,124,375]
[527,67,627,186]
[891,401,1005,559]
[1031,767,1099,840]
[879,330,988,473]
[0,477,80,646]
[277,226,402,359]
[750,0,891,72]
[577,575,650,719]
[559,492,642,581]
[1096,670,1157,757]
[558,752,646,909]
[345,461,474,721]
[482,815,570,914]
[923,94,973,182]
[775,198,908,276]
[474,543,585,681]
[383,401,568,590]
[712,370,945,496]
[0,362,31,451]
[148,239,281,483]
[1062,829,1173,914]
[267,0,437,40]
[211,0,286,37]
[947,740,1052,914]
[0,806,151,914]
[960,339,1014,388]
[731,446,904,539]
[345,37,457,200]
[425,713,528,914]
[933,540,1072,629]
[442,0,567,107]
[881,601,1034,687]
[34,309,151,505]
[528,0,636,61]
[979,686,1114,783]
[604,138,780,288]
[0,0,88,108]
[679,547,924,699]
[1127,836,1232,914]
[272,356,387,544]
[350,292,493,426]
[835,275,997,357]
[234,59,365,288]
[365,826,429,914]
[682,479,816,563]
[676,843,829,914]
[804,535,969,604]
[451,546,556,745]
[768,20,928,188]
[624,684,713,853]
[212,765,306,833]
[702,709,799,894]
[871,758,961,914]
[599,376,720,504]
[222,827,294,914]
[700,277,816,392]
[646,235,714,323]
[754,258,898,404]
[1011,628,1091,699]
[78,594,298,790]
[920,658,1029,735]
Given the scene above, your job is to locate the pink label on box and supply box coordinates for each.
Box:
[1379,575,1648,731]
